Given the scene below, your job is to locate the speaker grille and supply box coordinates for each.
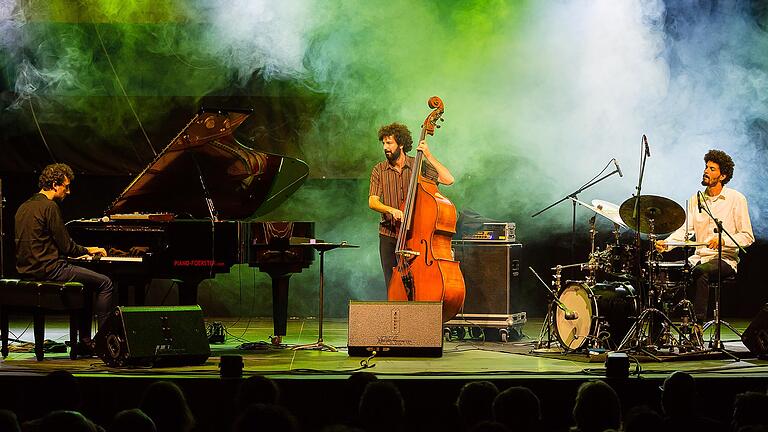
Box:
[348,301,443,357]
[452,241,522,315]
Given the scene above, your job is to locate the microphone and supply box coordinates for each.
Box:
[643,134,650,157]
[697,191,703,213]
[613,159,623,177]
[564,310,579,320]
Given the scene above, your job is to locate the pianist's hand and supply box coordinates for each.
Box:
[86,247,108,257]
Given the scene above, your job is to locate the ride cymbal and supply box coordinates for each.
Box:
[619,195,685,234]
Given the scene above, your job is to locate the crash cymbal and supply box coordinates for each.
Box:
[619,195,685,234]
[568,197,629,229]
[591,199,629,229]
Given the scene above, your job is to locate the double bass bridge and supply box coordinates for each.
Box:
[395,249,420,258]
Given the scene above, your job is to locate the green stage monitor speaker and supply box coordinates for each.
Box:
[94,305,211,367]
[348,301,443,357]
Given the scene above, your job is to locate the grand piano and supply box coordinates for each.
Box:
[68,107,314,343]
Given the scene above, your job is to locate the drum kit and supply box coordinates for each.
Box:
[533,194,712,357]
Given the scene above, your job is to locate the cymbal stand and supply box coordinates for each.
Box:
[617,219,701,359]
[697,192,747,355]
[586,216,597,285]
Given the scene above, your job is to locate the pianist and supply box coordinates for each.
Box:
[14,163,114,354]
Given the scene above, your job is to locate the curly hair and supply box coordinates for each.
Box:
[38,163,74,190]
[377,123,413,153]
[704,149,734,184]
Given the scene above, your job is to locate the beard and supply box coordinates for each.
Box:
[385,146,401,163]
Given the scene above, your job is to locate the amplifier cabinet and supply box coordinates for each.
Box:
[452,241,522,315]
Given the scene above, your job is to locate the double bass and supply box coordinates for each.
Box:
[387,96,465,322]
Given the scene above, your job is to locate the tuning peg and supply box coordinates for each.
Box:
[436,125,441,128]
[440,118,445,122]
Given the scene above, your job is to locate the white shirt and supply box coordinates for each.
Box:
[666,186,754,271]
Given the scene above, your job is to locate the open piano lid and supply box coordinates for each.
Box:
[106,108,309,220]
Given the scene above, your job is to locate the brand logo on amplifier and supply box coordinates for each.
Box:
[155,344,172,353]
[154,344,184,354]
[391,308,400,334]
[376,335,415,346]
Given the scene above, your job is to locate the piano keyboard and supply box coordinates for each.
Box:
[109,213,175,222]
[71,256,143,263]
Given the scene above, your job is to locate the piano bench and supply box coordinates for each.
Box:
[0,279,87,361]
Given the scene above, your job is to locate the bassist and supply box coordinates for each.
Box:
[368,122,454,290]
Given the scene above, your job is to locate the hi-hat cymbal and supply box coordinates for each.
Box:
[591,199,628,229]
[568,197,629,229]
[619,195,685,234]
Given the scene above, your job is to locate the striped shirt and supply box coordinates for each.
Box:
[369,155,439,237]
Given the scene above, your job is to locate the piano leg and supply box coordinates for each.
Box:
[178,278,201,305]
[133,278,147,306]
[116,278,150,306]
[270,274,291,345]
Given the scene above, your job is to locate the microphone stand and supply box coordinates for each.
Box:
[632,136,649,310]
[616,136,702,358]
[531,162,622,264]
[697,191,746,357]
[530,265,582,353]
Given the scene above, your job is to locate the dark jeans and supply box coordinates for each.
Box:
[379,234,397,291]
[689,259,735,322]
[47,263,115,341]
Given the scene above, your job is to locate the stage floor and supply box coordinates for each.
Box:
[1,316,765,379]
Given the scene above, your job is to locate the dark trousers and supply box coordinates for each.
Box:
[689,259,735,322]
[47,263,115,341]
[379,234,397,291]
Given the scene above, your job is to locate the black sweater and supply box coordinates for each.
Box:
[14,193,88,279]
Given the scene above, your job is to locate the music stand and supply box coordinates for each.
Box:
[292,241,358,352]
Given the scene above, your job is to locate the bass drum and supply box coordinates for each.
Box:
[555,281,638,350]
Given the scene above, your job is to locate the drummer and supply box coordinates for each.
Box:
[655,149,754,323]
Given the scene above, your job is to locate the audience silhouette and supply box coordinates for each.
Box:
[492,386,540,432]
[358,381,406,432]
[108,409,156,432]
[456,381,499,431]
[571,380,621,432]
[139,381,195,432]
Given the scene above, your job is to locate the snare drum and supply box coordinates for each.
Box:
[555,281,638,350]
